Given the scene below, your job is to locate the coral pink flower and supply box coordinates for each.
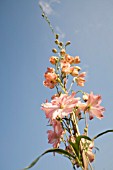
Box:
[65,54,74,64]
[43,67,58,89]
[41,92,80,120]
[76,72,86,86]
[49,56,58,65]
[47,120,65,148]
[60,60,72,74]
[74,56,81,64]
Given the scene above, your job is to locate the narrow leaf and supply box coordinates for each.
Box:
[22,148,75,170]
[92,129,113,140]
[69,135,91,157]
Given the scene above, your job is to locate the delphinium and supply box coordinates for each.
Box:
[22,4,113,170]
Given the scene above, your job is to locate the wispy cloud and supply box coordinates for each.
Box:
[39,1,53,15]
[39,0,65,39]
[39,0,61,15]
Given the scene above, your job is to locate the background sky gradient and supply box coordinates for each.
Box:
[1,0,113,170]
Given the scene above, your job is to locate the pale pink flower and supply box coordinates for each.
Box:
[79,92,105,120]
[47,120,64,148]
[76,72,86,86]
[86,92,105,119]
[41,92,80,120]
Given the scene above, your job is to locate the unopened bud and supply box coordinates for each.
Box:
[42,13,44,17]
[74,66,81,71]
[52,48,57,53]
[65,41,71,46]
[55,34,59,39]
[55,39,59,45]
[84,127,88,133]
[83,93,88,102]
[71,69,79,77]
[60,49,66,56]
[59,42,63,47]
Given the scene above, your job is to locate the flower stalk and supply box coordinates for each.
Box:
[22,4,113,170]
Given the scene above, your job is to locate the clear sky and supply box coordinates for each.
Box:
[0,0,113,170]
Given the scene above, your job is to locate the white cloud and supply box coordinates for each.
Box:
[39,1,53,15]
[39,0,61,15]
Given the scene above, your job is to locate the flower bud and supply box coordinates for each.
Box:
[60,49,66,56]
[71,69,79,77]
[74,66,81,71]
[52,48,57,53]
[55,39,59,45]
[55,34,59,39]
[83,93,88,102]
[65,41,71,46]
[59,42,63,47]
[42,13,44,17]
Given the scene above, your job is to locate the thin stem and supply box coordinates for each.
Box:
[39,4,56,37]
[68,79,75,93]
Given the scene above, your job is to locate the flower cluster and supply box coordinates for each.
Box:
[41,34,105,169]
[23,7,113,170]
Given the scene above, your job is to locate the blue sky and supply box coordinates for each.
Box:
[0,0,113,170]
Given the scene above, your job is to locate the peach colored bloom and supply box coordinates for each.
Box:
[60,60,72,74]
[49,56,58,65]
[65,54,74,64]
[47,120,64,148]
[86,92,105,120]
[41,92,80,120]
[43,67,58,89]
[76,72,86,86]
[74,56,81,64]
[71,67,79,76]
[51,93,60,100]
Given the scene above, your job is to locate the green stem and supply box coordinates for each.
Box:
[39,4,56,37]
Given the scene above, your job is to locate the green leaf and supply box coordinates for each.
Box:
[69,135,91,157]
[92,129,113,140]
[22,148,75,170]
